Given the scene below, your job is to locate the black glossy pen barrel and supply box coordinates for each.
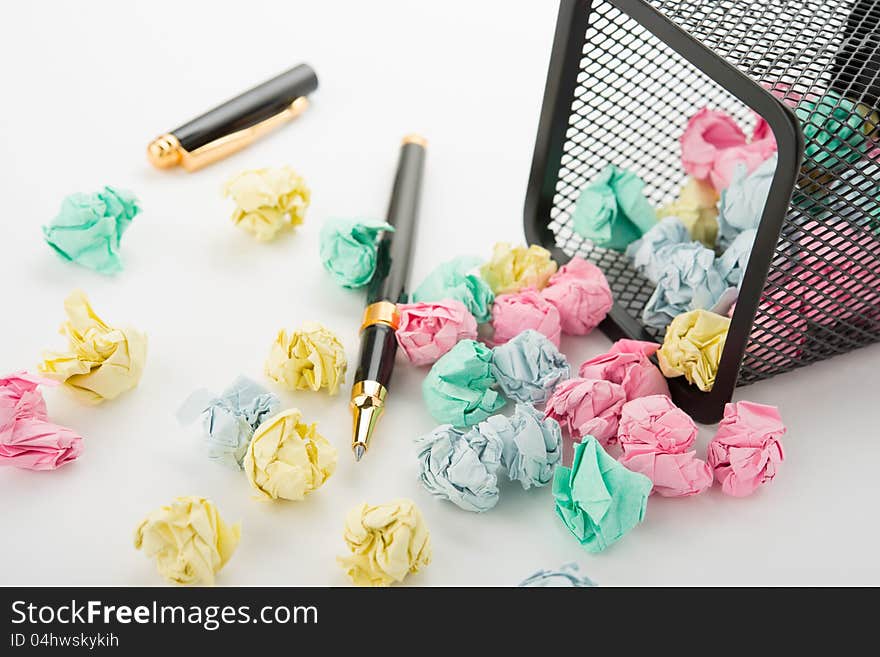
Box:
[354,324,398,389]
[367,139,426,304]
[173,64,319,152]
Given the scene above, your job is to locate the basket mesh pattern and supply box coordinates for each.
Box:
[547,0,880,385]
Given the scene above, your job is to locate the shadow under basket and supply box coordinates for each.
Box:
[525,0,880,423]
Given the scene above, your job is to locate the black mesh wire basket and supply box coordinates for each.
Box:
[525,0,880,422]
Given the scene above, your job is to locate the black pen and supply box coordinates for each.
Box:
[147,64,318,171]
[350,135,426,461]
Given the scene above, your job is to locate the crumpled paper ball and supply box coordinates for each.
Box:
[42,186,140,275]
[658,309,730,392]
[473,403,562,489]
[414,424,503,512]
[657,177,720,247]
[552,436,652,553]
[338,499,432,586]
[134,496,240,586]
[490,329,570,404]
[0,371,83,471]
[38,290,147,404]
[717,154,776,245]
[413,256,495,323]
[396,299,478,366]
[625,216,690,284]
[422,339,506,427]
[223,167,310,241]
[319,218,394,288]
[265,321,347,394]
[518,562,596,587]
[617,395,713,497]
[177,376,280,471]
[544,377,626,447]
[578,338,670,401]
[479,242,557,295]
[707,401,786,497]
[540,257,613,335]
[243,408,337,501]
[490,289,562,347]
[680,108,777,192]
[717,228,756,287]
[795,90,871,171]
[641,241,728,329]
[571,165,657,252]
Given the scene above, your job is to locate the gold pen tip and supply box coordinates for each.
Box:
[402,133,428,147]
[353,445,366,462]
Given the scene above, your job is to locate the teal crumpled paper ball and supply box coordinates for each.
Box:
[795,90,870,170]
[422,339,505,427]
[571,165,657,252]
[319,218,394,289]
[42,186,140,275]
[552,436,652,553]
[412,256,494,323]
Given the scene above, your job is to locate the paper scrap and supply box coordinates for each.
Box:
[552,436,652,553]
[338,499,431,587]
[518,563,596,587]
[490,329,570,404]
[42,186,140,275]
[223,167,310,241]
[717,154,777,245]
[319,218,393,289]
[413,256,495,323]
[657,309,730,392]
[540,257,613,335]
[544,377,626,448]
[578,339,670,401]
[571,165,657,251]
[795,90,871,170]
[473,403,562,490]
[396,299,478,366]
[265,321,347,394]
[707,401,786,497]
[479,242,557,295]
[617,395,713,497]
[641,241,728,329]
[414,424,503,512]
[657,178,720,247]
[0,371,83,471]
[422,339,505,427]
[134,496,240,586]
[625,216,691,284]
[717,228,757,287]
[490,288,561,347]
[243,408,337,501]
[38,290,147,404]
[177,376,280,471]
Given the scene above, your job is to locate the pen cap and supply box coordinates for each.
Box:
[172,63,319,153]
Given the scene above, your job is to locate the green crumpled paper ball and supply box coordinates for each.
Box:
[319,218,394,289]
[422,339,505,427]
[42,186,140,275]
[412,256,494,323]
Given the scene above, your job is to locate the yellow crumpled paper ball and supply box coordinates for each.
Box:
[38,290,147,404]
[657,178,719,248]
[337,499,432,587]
[479,242,558,295]
[134,496,240,586]
[658,309,730,392]
[243,408,337,501]
[265,321,347,394]
[223,167,310,241]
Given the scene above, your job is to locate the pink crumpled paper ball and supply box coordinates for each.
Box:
[540,257,613,336]
[681,108,778,192]
[544,377,626,456]
[578,339,670,401]
[396,299,479,366]
[617,395,713,497]
[707,401,786,497]
[0,371,83,471]
[490,288,562,347]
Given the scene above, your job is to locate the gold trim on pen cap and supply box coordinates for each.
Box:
[402,133,428,147]
[360,301,400,332]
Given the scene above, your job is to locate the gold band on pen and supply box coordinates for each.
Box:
[147,96,310,172]
[360,301,400,332]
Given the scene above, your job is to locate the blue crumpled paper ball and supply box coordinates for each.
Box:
[518,562,597,587]
[490,330,570,404]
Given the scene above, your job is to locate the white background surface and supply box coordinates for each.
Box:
[1,0,879,586]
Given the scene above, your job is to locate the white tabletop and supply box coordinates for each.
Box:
[1,0,878,586]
